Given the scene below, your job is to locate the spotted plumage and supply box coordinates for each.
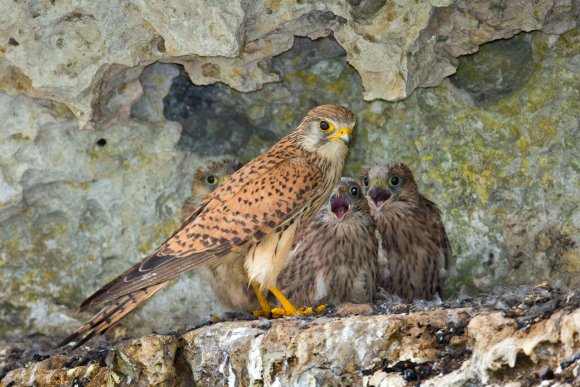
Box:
[276,178,379,306]
[359,162,451,302]
[59,104,355,348]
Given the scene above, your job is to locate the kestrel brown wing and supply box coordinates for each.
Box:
[80,156,322,310]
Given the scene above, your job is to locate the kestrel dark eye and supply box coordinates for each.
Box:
[362,176,369,187]
[206,175,217,185]
[350,186,359,196]
[390,176,400,186]
[319,120,330,131]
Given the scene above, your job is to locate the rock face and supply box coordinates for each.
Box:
[2,287,579,386]
[1,0,576,124]
[0,0,578,354]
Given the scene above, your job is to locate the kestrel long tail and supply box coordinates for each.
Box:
[57,283,166,349]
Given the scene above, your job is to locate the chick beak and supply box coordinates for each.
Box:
[368,187,391,208]
[330,194,350,220]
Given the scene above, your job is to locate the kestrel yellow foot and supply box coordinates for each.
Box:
[315,304,327,313]
[297,304,326,315]
[268,287,297,317]
[251,282,272,318]
[272,304,325,317]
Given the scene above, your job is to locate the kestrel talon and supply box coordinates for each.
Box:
[276,178,379,307]
[58,104,355,348]
[359,162,451,302]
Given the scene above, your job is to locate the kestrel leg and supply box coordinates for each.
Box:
[269,287,298,317]
[251,282,272,318]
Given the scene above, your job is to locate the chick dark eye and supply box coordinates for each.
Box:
[362,176,369,187]
[350,186,359,196]
[319,120,330,131]
[390,176,400,186]
[206,175,217,185]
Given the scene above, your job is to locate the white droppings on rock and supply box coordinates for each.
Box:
[247,332,265,382]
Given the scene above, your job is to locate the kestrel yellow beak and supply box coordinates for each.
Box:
[328,127,352,145]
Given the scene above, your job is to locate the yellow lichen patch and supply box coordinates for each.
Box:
[428,167,445,186]
[460,163,493,204]
[539,171,555,188]
[530,117,559,144]
[517,136,530,154]
[363,110,388,127]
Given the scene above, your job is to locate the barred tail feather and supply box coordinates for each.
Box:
[57,283,166,349]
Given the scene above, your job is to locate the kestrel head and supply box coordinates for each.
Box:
[324,177,371,222]
[191,158,242,202]
[359,162,420,211]
[296,104,356,160]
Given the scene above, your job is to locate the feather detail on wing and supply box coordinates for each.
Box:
[80,140,322,309]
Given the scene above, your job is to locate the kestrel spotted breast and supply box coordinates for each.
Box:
[276,178,379,306]
[58,104,355,348]
[359,162,451,302]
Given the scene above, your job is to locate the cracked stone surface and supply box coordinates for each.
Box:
[0,0,578,359]
[1,0,576,124]
[2,287,579,385]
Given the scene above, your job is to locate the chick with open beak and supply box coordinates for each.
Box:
[275,177,380,307]
[359,162,452,302]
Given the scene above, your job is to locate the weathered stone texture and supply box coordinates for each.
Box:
[1,0,576,124]
[3,289,579,386]
[0,0,578,353]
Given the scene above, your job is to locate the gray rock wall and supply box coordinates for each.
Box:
[0,0,578,341]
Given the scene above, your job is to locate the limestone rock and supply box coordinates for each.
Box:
[0,0,578,351]
[134,0,245,57]
[1,0,576,124]
[2,288,579,385]
[0,90,225,340]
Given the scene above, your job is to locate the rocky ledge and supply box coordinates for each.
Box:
[1,286,579,386]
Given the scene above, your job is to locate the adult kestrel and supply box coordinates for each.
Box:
[359,162,451,302]
[58,104,355,348]
[276,178,379,306]
[181,158,242,220]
